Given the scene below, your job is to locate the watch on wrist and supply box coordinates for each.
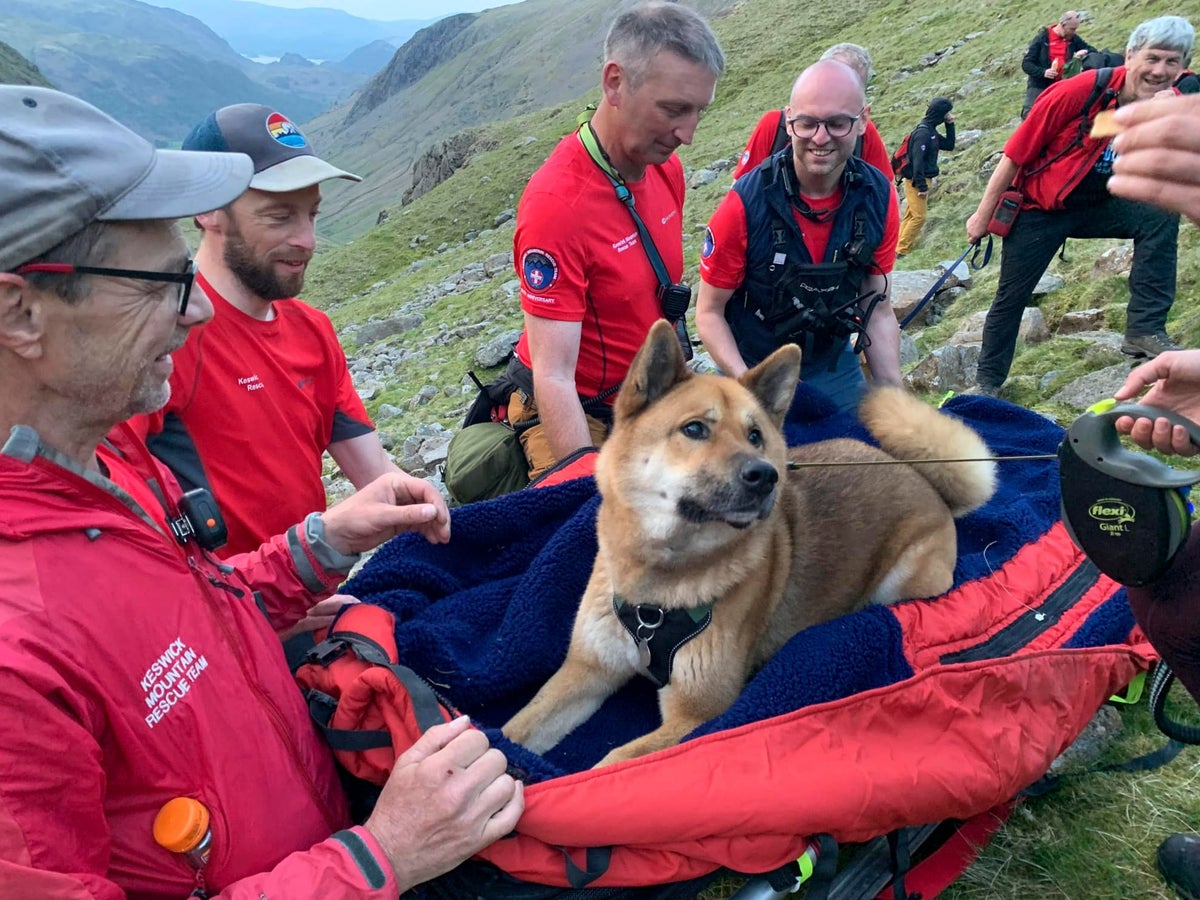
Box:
[302,512,361,574]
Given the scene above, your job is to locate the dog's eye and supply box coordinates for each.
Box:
[747,428,764,447]
[681,421,709,440]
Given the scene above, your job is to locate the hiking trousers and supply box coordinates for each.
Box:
[508,391,609,482]
[975,197,1179,389]
[897,179,928,256]
[1020,83,1047,119]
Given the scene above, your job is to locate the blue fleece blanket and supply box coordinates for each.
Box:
[345,392,1130,782]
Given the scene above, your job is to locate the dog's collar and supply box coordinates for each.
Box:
[613,596,713,688]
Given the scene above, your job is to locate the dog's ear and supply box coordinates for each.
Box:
[740,343,801,425]
[614,319,690,420]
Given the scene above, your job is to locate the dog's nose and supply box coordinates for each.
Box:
[738,458,778,495]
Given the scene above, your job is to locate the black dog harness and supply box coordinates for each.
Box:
[613,597,713,688]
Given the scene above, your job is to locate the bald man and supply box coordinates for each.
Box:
[1021,10,1095,118]
[697,59,901,412]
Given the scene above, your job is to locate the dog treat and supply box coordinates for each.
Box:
[1090,110,1123,138]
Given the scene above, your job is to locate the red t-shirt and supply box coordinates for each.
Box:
[1006,67,1128,210]
[513,132,685,398]
[731,110,892,181]
[137,272,373,556]
[1047,26,1068,73]
[700,179,900,289]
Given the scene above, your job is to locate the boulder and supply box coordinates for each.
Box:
[904,343,981,393]
[1056,309,1106,335]
[1050,362,1137,410]
[475,329,522,368]
[1092,244,1133,278]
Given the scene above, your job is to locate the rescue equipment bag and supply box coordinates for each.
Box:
[293,602,455,813]
[445,358,534,505]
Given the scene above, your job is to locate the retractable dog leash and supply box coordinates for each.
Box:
[789,399,1200,587]
[1058,399,1199,586]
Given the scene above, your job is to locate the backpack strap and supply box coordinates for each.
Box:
[770,107,790,155]
[1023,66,1116,182]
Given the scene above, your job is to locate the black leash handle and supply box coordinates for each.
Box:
[898,236,993,330]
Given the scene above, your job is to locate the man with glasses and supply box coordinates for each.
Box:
[697,59,902,412]
[0,86,520,896]
[137,103,412,562]
[730,43,892,181]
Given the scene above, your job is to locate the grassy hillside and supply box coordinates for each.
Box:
[302,1,1200,894]
[0,39,51,87]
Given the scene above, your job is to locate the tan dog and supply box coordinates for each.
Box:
[503,320,997,767]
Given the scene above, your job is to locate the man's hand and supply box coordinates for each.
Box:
[364,716,524,891]
[277,594,358,642]
[1073,48,1089,59]
[1044,67,1060,80]
[944,113,955,124]
[965,210,990,244]
[1112,350,1200,457]
[1109,95,1200,228]
[320,472,451,554]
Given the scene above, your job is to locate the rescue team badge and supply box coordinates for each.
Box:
[267,112,307,149]
[521,248,559,293]
[702,227,715,259]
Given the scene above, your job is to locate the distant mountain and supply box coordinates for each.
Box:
[0,39,52,87]
[142,0,432,62]
[332,39,398,76]
[0,0,368,143]
[308,0,739,241]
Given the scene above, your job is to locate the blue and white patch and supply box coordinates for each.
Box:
[521,248,559,293]
[701,227,716,259]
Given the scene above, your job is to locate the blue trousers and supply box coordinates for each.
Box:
[799,339,866,414]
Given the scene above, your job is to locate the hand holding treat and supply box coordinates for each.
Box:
[1106,94,1200,224]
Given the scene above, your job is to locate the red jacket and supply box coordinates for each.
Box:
[1005,66,1124,211]
[0,424,397,899]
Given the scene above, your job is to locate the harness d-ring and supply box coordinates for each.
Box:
[634,604,665,641]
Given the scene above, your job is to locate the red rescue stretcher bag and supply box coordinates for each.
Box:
[310,395,1154,897]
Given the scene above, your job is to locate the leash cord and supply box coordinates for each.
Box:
[786,453,1057,469]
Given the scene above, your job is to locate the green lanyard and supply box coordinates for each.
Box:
[576,118,674,292]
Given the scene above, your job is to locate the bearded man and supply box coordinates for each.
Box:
[138,104,409,557]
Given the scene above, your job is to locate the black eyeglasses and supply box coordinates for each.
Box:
[785,107,866,139]
[14,258,197,316]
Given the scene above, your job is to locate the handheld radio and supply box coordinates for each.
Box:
[1058,399,1200,587]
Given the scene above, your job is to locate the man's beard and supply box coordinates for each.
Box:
[223,231,305,301]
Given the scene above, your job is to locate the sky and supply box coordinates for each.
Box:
[238,0,521,18]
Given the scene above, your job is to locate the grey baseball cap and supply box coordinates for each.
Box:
[182,104,361,192]
[0,86,253,272]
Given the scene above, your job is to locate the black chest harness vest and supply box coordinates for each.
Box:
[730,153,887,369]
[613,597,713,688]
